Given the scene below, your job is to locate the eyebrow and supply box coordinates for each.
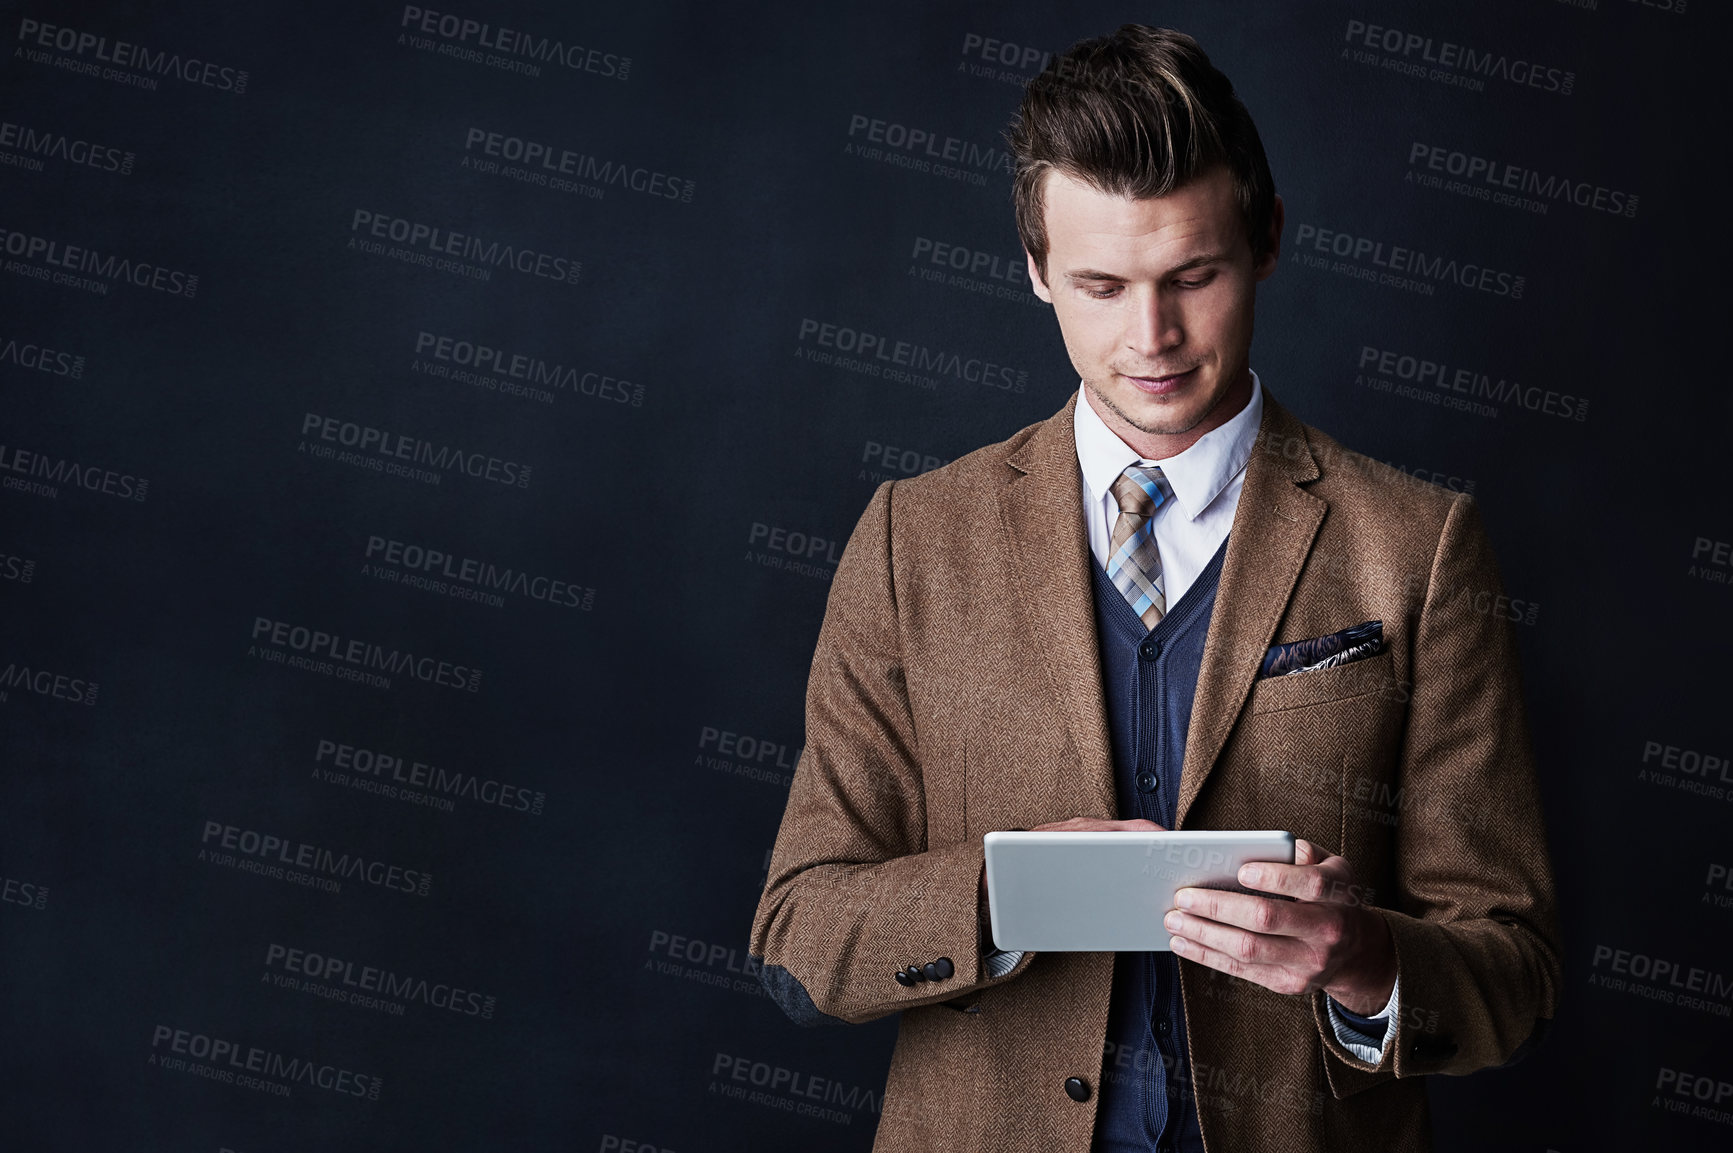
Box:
[1064,253,1226,283]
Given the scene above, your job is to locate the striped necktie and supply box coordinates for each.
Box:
[1107,464,1171,629]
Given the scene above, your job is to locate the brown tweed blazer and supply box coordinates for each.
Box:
[750,389,1561,1152]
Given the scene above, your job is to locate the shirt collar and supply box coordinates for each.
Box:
[1073,370,1265,522]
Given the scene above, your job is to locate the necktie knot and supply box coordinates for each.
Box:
[1110,463,1170,520]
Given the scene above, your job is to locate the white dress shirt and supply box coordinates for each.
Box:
[990,371,1400,1062]
[1074,371,1264,600]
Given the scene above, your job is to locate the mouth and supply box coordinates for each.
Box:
[1121,366,1199,395]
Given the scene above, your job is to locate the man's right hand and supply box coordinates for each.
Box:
[979,817,1168,900]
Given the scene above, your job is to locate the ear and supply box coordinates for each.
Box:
[1253,193,1284,282]
[1026,250,1052,303]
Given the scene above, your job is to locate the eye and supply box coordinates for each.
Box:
[1174,271,1218,289]
[1085,285,1121,299]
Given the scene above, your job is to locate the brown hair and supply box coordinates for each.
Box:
[1008,25,1276,280]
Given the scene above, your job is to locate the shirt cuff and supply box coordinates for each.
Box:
[1325,972,1400,1064]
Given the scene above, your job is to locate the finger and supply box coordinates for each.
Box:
[1167,933,1315,996]
[1172,887,1313,937]
[1237,858,1350,903]
[1163,908,1310,969]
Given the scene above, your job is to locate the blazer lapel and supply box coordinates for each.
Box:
[1175,390,1325,827]
[997,394,1119,819]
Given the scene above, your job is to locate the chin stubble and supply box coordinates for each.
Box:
[1086,377,1212,438]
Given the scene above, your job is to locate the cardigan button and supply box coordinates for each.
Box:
[1064,1076,1091,1102]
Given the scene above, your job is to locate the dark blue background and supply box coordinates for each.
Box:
[3,2,1727,1150]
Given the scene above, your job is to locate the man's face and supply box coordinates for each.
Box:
[1028,164,1282,455]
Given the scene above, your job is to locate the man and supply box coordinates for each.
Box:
[749,25,1559,1153]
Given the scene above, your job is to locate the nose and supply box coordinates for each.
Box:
[1126,287,1183,360]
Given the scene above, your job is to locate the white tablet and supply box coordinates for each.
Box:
[983,829,1296,951]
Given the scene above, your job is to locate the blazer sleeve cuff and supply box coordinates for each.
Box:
[1312,909,1405,1097]
[1324,973,1399,1064]
[755,837,1032,1023]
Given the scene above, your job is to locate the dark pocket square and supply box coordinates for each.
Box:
[1258,621,1385,678]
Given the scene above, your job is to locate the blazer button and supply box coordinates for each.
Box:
[1064,1076,1090,1102]
[933,956,955,979]
[894,970,915,987]
[905,965,928,983]
[922,961,940,981]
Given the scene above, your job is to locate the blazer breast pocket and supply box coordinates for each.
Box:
[1247,647,1397,715]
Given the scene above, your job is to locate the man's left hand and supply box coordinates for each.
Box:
[1163,838,1397,1015]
